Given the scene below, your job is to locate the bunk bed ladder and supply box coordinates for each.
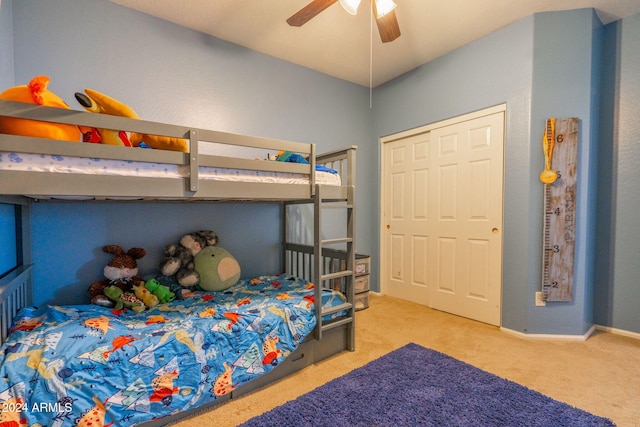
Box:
[313,184,356,351]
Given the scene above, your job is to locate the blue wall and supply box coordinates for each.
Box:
[0,0,17,275]
[372,9,611,335]
[594,13,640,333]
[527,10,601,334]
[0,0,12,90]
[372,15,539,332]
[29,202,282,306]
[4,0,373,307]
[2,0,639,335]
[608,13,640,333]
[0,203,17,276]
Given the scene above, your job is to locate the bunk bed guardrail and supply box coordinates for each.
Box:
[0,264,33,343]
[0,100,356,200]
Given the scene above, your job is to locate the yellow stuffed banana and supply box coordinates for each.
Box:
[75,88,188,152]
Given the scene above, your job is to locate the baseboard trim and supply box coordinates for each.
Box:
[372,293,640,341]
[595,325,640,340]
[500,324,596,341]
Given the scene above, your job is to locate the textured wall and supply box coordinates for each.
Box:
[595,13,640,333]
[373,16,536,332]
[0,1,16,277]
[527,10,601,334]
[0,203,17,276]
[9,0,373,306]
[0,0,13,90]
[611,13,640,333]
[5,0,639,333]
[373,9,604,335]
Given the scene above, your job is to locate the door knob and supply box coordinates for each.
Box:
[386,225,391,230]
[492,228,499,233]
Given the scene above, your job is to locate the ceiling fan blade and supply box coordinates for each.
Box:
[287,0,339,27]
[372,1,401,43]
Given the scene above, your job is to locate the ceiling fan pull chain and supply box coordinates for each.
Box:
[370,0,373,108]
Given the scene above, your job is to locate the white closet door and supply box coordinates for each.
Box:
[382,132,431,306]
[381,107,504,326]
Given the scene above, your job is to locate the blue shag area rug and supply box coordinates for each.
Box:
[239,343,616,427]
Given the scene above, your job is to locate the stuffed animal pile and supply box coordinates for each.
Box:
[88,244,177,311]
[74,88,188,151]
[0,75,82,141]
[158,230,241,292]
[88,245,147,309]
[88,232,241,310]
[158,230,219,288]
[194,246,241,292]
[0,75,188,152]
[144,278,175,303]
[103,285,146,312]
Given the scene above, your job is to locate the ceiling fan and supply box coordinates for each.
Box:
[287,0,401,43]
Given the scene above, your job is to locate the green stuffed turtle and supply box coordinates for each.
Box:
[194,246,241,292]
[104,285,145,312]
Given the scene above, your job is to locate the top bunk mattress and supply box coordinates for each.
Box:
[0,151,341,186]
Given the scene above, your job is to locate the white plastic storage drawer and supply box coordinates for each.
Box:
[355,254,370,276]
[354,275,370,293]
[355,292,369,311]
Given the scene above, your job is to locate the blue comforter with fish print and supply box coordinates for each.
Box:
[0,274,346,426]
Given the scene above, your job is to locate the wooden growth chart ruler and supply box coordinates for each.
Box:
[539,117,579,302]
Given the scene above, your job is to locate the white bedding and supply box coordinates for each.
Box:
[0,151,341,186]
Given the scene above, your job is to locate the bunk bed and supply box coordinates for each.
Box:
[0,99,356,426]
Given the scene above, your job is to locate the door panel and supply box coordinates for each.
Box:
[412,236,428,287]
[437,237,457,293]
[391,234,404,281]
[383,133,431,305]
[428,111,504,325]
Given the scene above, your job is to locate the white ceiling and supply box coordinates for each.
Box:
[111,0,640,87]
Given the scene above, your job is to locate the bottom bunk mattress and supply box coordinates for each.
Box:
[0,274,346,427]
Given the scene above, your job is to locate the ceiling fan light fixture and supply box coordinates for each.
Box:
[339,0,361,15]
[374,0,397,18]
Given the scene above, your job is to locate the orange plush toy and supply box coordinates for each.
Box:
[0,75,82,142]
[75,88,188,152]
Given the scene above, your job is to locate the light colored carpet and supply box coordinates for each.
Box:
[171,294,640,427]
